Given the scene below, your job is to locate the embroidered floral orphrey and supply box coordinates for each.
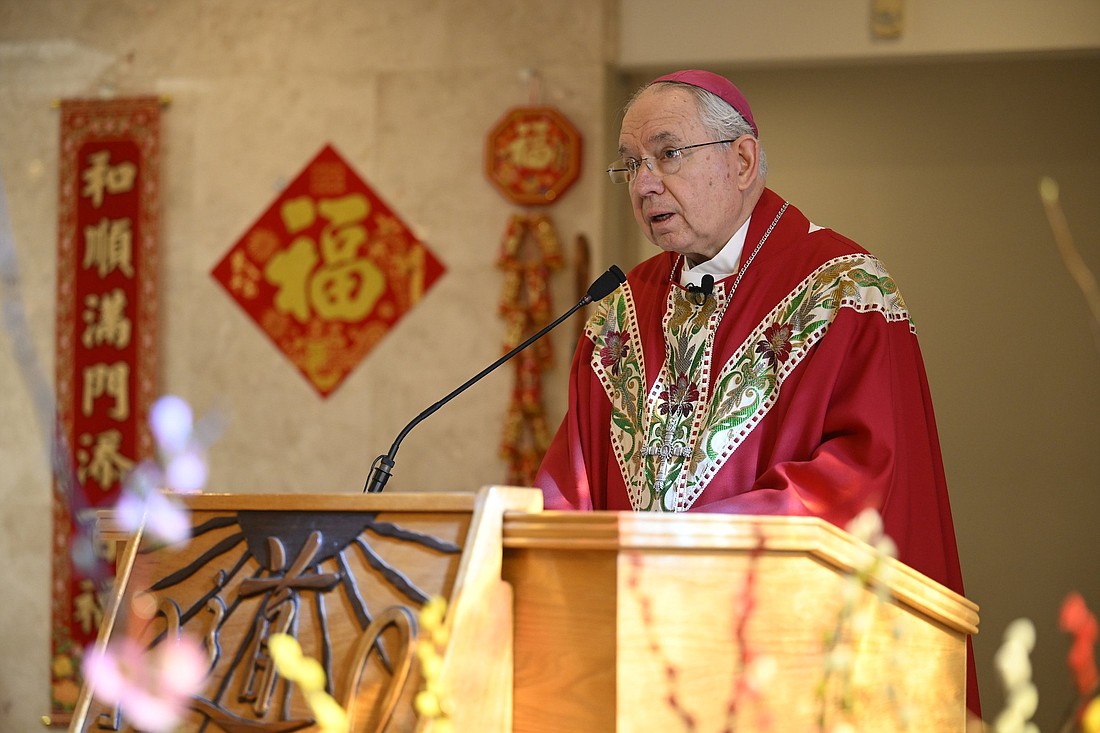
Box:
[587,253,910,513]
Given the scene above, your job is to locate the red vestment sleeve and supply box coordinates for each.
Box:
[537,334,600,511]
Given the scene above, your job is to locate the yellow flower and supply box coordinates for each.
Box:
[415,690,442,718]
[296,657,326,693]
[268,634,302,669]
[415,597,454,725]
[51,678,81,707]
[420,596,447,628]
[268,633,349,733]
[52,654,75,678]
[418,649,444,679]
[307,690,350,733]
[1083,696,1100,733]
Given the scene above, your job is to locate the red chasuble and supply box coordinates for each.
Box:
[536,187,980,717]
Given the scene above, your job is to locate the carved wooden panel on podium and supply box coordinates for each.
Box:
[70,487,541,733]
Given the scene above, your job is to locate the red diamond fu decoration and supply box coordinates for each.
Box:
[485,106,582,206]
[211,144,445,398]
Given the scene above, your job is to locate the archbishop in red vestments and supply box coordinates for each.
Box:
[537,69,980,719]
[539,188,962,578]
[535,189,982,715]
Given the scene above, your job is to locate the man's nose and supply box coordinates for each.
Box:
[632,161,664,193]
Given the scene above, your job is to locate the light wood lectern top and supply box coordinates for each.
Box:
[72,487,977,733]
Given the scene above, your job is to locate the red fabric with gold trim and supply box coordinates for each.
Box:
[485,106,582,206]
[52,96,161,721]
[211,144,446,398]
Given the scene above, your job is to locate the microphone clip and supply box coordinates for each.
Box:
[686,274,714,306]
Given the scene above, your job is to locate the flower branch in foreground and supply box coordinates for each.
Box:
[415,596,454,733]
[83,630,207,732]
[268,633,349,733]
[993,618,1039,733]
[114,395,221,546]
[818,508,905,732]
[1059,592,1099,733]
[1039,177,1100,354]
[82,394,218,731]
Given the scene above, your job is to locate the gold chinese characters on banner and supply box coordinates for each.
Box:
[211,144,446,397]
[52,96,162,722]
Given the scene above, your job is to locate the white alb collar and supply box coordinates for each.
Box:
[679,215,752,288]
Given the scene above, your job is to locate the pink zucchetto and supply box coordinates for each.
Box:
[650,69,758,137]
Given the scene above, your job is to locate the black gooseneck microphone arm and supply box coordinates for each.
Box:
[363,264,627,493]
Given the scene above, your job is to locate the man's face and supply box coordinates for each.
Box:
[618,86,753,264]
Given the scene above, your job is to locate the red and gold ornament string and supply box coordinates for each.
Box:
[497,212,563,485]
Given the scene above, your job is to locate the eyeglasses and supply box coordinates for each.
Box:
[606,138,740,184]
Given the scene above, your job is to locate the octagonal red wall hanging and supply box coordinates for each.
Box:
[484,106,582,206]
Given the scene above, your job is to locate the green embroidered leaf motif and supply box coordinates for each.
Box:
[611,409,634,433]
[848,268,898,294]
[784,287,809,319]
[792,285,832,333]
[709,369,769,418]
[615,294,632,324]
[713,400,760,432]
[706,400,764,454]
[793,318,828,339]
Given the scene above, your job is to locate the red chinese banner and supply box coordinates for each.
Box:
[211,144,446,397]
[50,97,161,722]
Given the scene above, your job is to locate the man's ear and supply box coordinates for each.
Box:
[734,136,760,191]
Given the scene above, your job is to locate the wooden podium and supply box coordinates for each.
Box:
[501,510,979,733]
[71,487,977,733]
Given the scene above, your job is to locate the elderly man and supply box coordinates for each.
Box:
[535,69,979,717]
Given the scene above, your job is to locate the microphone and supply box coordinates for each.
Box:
[363,264,627,493]
[687,274,714,305]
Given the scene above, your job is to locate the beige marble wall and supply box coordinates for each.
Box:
[4,1,1099,730]
[0,0,617,727]
[618,0,1100,68]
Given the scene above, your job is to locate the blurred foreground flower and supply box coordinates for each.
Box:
[415,596,454,733]
[79,394,222,729]
[993,618,1039,733]
[1060,592,1100,732]
[268,633,349,733]
[846,508,898,567]
[115,395,220,545]
[816,509,904,730]
[114,472,191,545]
[83,634,207,733]
[149,394,209,492]
[1083,696,1100,733]
[1061,592,1099,697]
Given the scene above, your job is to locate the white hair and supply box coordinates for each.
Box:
[627,80,768,179]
